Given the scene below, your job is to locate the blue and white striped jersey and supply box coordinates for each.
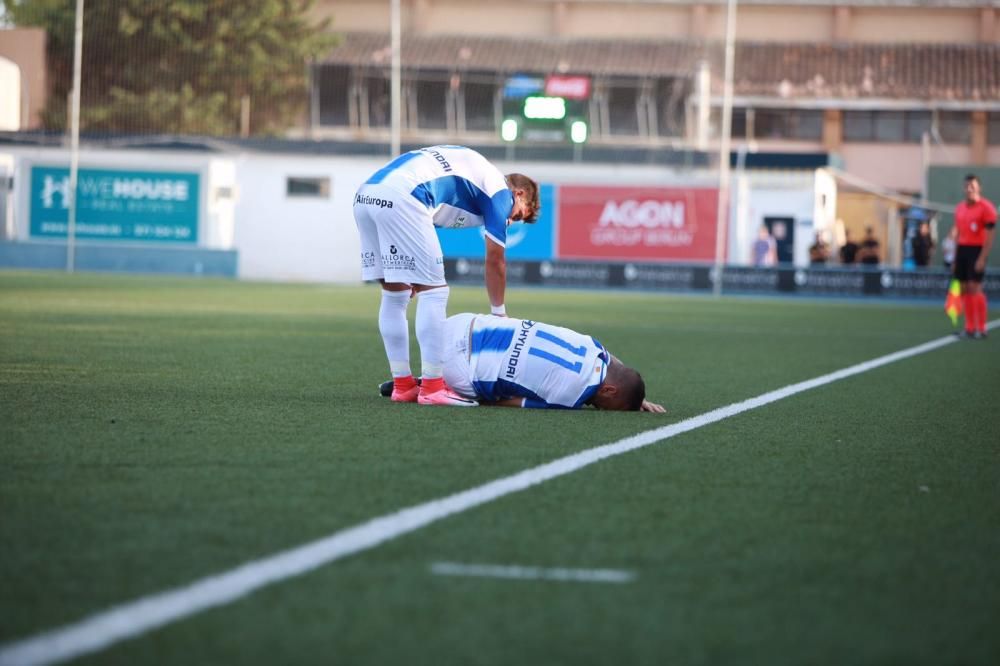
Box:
[469,315,609,409]
[364,145,513,247]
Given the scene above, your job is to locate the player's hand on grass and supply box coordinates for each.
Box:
[641,399,665,413]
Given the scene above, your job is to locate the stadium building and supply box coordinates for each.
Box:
[306,0,1000,192]
[1,0,998,282]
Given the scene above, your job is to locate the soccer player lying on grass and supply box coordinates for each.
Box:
[380,313,665,412]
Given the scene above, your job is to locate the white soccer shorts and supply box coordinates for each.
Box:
[354,183,446,286]
[442,313,478,399]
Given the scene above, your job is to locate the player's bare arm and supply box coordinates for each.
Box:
[484,237,507,315]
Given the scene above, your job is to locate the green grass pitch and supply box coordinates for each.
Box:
[1,270,998,665]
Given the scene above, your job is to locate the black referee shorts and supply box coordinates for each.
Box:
[954,244,985,282]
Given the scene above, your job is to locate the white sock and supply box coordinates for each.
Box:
[415,286,449,379]
[379,289,412,377]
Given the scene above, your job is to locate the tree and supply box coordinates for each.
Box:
[4,0,337,135]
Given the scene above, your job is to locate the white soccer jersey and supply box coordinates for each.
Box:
[363,145,513,246]
[468,315,609,409]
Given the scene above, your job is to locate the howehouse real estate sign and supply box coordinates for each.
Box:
[557,186,721,262]
[29,166,200,243]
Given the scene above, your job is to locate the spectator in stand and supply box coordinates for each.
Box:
[839,229,859,265]
[942,225,958,271]
[911,221,935,268]
[752,225,778,267]
[857,226,881,266]
[809,232,830,265]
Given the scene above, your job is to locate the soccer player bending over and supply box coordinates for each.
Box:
[354,146,539,407]
[381,313,665,413]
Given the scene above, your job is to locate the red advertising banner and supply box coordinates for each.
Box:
[544,75,591,100]
[557,186,722,262]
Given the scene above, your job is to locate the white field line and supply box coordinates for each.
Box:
[1,324,990,666]
[430,562,635,584]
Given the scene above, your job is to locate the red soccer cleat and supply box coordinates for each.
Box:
[390,376,420,403]
[417,378,478,407]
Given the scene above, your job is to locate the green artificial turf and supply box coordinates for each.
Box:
[1,270,997,665]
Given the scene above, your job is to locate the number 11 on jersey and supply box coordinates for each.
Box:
[528,329,587,373]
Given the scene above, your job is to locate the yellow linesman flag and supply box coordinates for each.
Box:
[945,278,962,327]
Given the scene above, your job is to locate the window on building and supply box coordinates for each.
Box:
[286,177,330,199]
[730,108,748,140]
[655,78,687,137]
[843,111,874,141]
[462,73,497,132]
[317,64,350,126]
[721,108,823,141]
[936,111,970,144]
[874,111,905,142]
[637,81,656,137]
[414,70,449,130]
[363,72,390,128]
[606,79,640,136]
[791,110,824,140]
[754,109,785,139]
[904,111,932,142]
[707,108,751,140]
[844,110,933,143]
[751,109,823,141]
[989,112,1000,145]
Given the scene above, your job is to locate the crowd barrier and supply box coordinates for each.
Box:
[444,259,1000,300]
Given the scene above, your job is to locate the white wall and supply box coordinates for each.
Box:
[0,57,21,131]
[233,154,378,282]
[814,168,838,238]
[730,171,819,267]
[207,159,237,249]
[0,153,13,239]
